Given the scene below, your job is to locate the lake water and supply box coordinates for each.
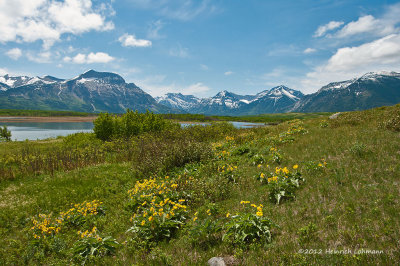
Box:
[0,121,264,141]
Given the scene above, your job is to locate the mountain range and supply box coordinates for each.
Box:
[1,70,399,115]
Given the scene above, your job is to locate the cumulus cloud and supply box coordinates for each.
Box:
[303,48,317,54]
[314,21,344,37]
[301,34,400,93]
[64,52,115,64]
[315,3,400,40]
[118,34,152,47]
[224,71,233,76]
[0,0,114,48]
[27,51,53,63]
[6,48,22,60]
[336,15,398,38]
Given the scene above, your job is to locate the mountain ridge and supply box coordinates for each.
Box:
[1,70,400,114]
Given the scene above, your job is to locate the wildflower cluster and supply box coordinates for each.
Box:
[60,200,104,225]
[31,200,104,239]
[218,163,238,182]
[258,165,304,204]
[268,147,283,164]
[223,201,274,247]
[305,159,328,172]
[266,120,308,145]
[240,201,263,217]
[215,150,231,160]
[78,226,102,241]
[127,176,188,242]
[31,214,62,239]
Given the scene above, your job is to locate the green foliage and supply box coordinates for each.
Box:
[349,142,370,157]
[258,166,304,204]
[94,110,178,141]
[232,144,251,156]
[188,217,222,249]
[0,126,11,142]
[381,111,400,131]
[298,222,318,242]
[93,113,115,141]
[1,104,400,265]
[73,236,119,262]
[223,212,274,248]
[162,112,331,124]
[251,154,266,165]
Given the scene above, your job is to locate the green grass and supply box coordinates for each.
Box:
[162,112,332,124]
[0,105,399,265]
[0,108,330,125]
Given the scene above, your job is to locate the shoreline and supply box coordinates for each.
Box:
[0,116,97,123]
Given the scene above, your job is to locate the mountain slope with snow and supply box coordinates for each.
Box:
[292,72,400,112]
[0,70,172,113]
[156,86,304,115]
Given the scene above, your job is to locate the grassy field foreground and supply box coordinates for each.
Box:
[0,105,399,265]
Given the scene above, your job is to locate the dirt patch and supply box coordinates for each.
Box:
[0,116,97,123]
[0,184,31,209]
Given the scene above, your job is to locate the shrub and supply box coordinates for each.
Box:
[258,165,304,204]
[73,227,119,262]
[93,110,178,141]
[223,202,274,248]
[93,113,114,141]
[0,125,11,142]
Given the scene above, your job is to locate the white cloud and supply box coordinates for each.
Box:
[267,44,301,56]
[316,3,400,40]
[147,20,165,39]
[64,52,115,64]
[336,14,399,38]
[0,68,8,76]
[184,82,211,94]
[303,48,317,54]
[224,71,233,76]
[169,45,189,58]
[118,34,152,47]
[0,0,113,48]
[132,74,211,97]
[314,21,344,37]
[301,34,400,93]
[6,48,22,60]
[200,64,209,70]
[128,0,217,21]
[27,51,53,63]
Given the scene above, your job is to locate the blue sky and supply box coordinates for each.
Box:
[1,0,400,97]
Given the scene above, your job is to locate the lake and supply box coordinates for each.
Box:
[0,120,264,141]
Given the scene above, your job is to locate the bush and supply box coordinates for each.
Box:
[93,110,178,141]
[0,126,11,142]
[223,202,274,248]
[93,113,114,141]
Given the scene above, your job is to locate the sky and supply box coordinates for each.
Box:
[1,0,400,97]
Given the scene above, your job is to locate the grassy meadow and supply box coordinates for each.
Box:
[0,105,399,265]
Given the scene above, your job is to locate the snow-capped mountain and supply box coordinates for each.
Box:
[1,70,399,114]
[156,85,304,115]
[155,93,201,111]
[292,71,400,112]
[0,70,172,113]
